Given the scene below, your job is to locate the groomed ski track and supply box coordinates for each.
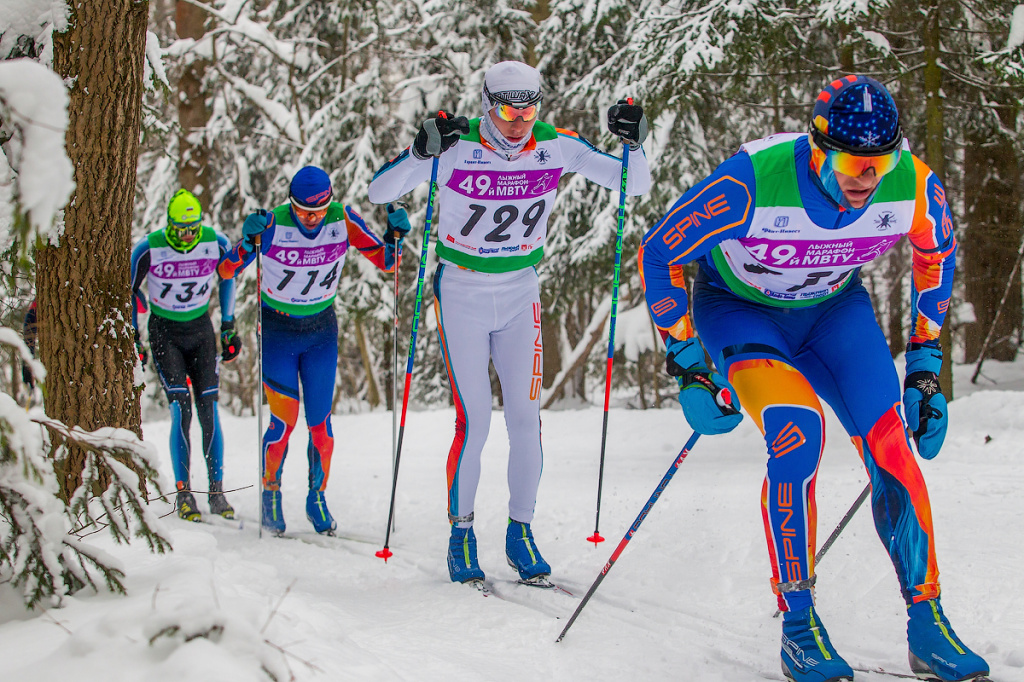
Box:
[1,388,1020,680]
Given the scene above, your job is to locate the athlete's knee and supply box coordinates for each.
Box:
[196,385,219,406]
[309,419,334,457]
[858,405,930,501]
[194,390,218,422]
[502,403,540,435]
[266,412,296,447]
[458,403,492,445]
[168,390,192,426]
[762,404,825,480]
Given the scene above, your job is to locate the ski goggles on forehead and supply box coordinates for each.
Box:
[494,101,540,122]
[290,198,330,214]
[484,82,542,122]
[811,126,903,178]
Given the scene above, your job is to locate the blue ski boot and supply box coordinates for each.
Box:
[447,526,485,583]
[305,490,337,535]
[261,489,286,535]
[505,518,551,580]
[780,606,854,682]
[907,599,989,681]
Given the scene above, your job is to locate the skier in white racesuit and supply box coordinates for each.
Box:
[368,61,652,584]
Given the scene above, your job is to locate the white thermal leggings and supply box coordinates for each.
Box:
[432,263,544,528]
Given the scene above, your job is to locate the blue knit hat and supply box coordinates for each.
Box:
[289,166,333,209]
[811,75,900,150]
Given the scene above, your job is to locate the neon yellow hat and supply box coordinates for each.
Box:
[165,189,202,251]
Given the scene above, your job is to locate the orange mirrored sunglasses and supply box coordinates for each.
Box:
[495,102,540,122]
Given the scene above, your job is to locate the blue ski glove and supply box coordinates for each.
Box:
[242,209,274,252]
[666,336,742,435]
[384,203,411,245]
[903,343,947,459]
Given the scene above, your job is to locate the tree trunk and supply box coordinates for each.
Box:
[41,0,149,500]
[354,317,381,408]
[921,0,953,400]
[176,0,212,208]
[962,132,1022,363]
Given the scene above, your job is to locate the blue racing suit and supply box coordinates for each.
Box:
[640,133,955,612]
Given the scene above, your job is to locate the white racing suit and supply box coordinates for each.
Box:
[368,117,651,527]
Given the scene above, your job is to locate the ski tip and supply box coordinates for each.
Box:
[587,532,605,546]
[375,547,393,562]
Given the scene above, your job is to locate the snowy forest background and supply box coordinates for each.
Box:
[2,0,1024,616]
[4,0,1024,418]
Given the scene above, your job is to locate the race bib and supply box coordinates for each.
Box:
[146,232,220,320]
[261,217,349,314]
[445,168,561,250]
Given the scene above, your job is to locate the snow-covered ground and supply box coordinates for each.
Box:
[1,360,1023,681]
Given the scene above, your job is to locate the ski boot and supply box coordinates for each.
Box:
[261,489,286,535]
[176,490,202,522]
[780,606,854,682]
[208,481,235,519]
[447,525,485,583]
[505,518,551,581]
[305,490,337,535]
[907,599,989,681]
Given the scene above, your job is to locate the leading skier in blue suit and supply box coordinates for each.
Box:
[640,76,988,682]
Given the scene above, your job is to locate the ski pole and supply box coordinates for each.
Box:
[391,217,402,535]
[772,482,871,618]
[376,155,440,562]
[255,233,264,540]
[590,131,631,546]
[557,430,701,643]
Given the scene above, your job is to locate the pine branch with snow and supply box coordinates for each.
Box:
[39,418,172,555]
[0,326,171,610]
[0,388,133,609]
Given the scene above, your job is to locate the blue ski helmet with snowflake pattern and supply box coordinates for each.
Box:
[811,75,900,150]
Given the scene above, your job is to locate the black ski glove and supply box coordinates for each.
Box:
[607,99,649,150]
[221,319,241,363]
[412,112,470,159]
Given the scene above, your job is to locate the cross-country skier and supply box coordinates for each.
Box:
[368,61,652,585]
[639,75,988,681]
[218,166,409,535]
[131,189,238,522]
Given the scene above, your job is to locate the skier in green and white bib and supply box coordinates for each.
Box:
[131,189,238,522]
[369,61,652,584]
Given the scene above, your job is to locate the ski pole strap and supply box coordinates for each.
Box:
[772,575,817,594]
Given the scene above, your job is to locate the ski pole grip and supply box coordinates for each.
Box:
[715,387,740,415]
